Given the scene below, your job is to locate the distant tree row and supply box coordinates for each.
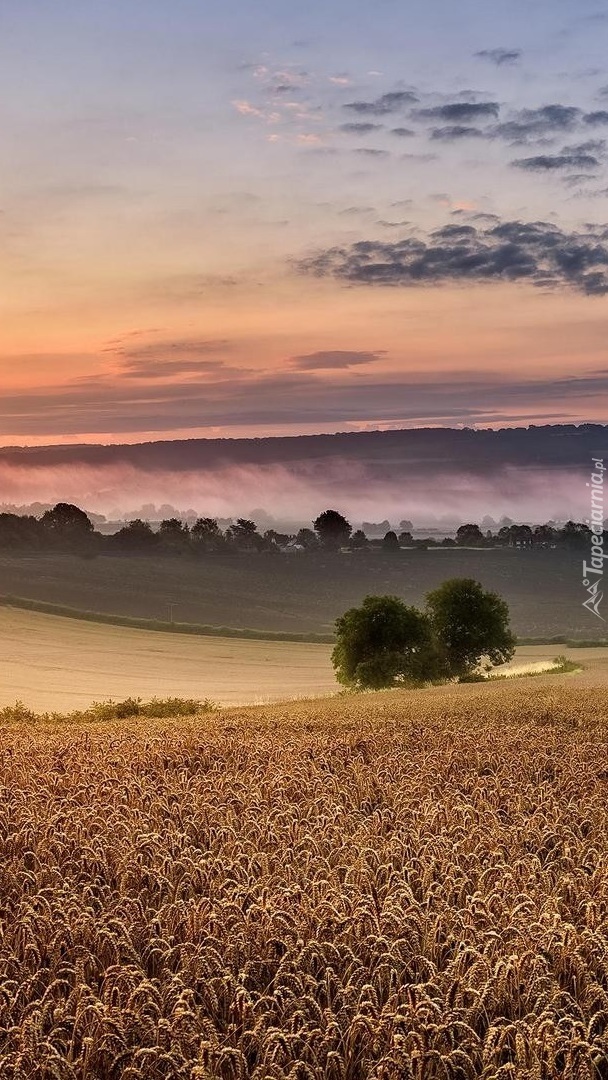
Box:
[0,502,604,556]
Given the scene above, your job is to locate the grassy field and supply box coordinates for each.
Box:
[3,605,608,712]
[0,547,601,639]
[0,682,607,1077]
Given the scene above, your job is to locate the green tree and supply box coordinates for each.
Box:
[456,523,484,546]
[426,577,515,680]
[40,502,95,552]
[295,527,319,550]
[40,502,93,537]
[113,518,158,553]
[350,529,369,550]
[559,521,591,551]
[382,530,400,552]
[227,518,261,550]
[332,595,440,690]
[313,509,352,550]
[191,517,224,552]
[158,517,190,552]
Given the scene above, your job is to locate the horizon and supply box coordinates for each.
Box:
[1,419,607,453]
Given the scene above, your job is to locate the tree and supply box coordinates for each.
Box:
[295,527,319,550]
[533,523,556,548]
[191,517,222,551]
[456,523,484,546]
[559,521,591,551]
[382,530,400,552]
[426,577,515,680]
[332,595,440,690]
[40,503,95,552]
[350,529,369,550]
[227,518,261,550]
[264,529,291,548]
[510,524,533,548]
[158,517,190,552]
[40,502,93,537]
[313,509,352,550]
[113,518,158,553]
[0,513,43,550]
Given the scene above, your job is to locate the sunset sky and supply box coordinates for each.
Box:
[1,0,608,444]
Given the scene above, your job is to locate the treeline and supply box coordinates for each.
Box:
[0,503,604,557]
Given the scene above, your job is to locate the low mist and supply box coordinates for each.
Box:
[0,459,587,528]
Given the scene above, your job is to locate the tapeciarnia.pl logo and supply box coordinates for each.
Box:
[582,457,605,620]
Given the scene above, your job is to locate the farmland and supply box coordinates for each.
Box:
[3,604,608,713]
[0,682,607,1077]
[0,606,337,712]
[0,546,600,639]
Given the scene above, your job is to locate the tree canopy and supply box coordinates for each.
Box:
[426,577,516,680]
[332,579,516,690]
[331,595,440,690]
[313,510,352,549]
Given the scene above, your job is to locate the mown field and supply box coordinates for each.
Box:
[3,604,608,713]
[0,547,597,638]
[0,606,337,711]
[0,682,607,1078]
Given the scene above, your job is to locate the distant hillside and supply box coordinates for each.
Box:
[1,423,606,474]
[2,424,606,523]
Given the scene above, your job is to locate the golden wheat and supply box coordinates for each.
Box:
[0,682,607,1078]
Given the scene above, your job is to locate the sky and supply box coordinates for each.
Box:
[1,0,608,445]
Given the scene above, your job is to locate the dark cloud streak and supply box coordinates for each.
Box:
[475,48,522,66]
[513,152,600,171]
[343,90,418,115]
[413,102,500,123]
[289,350,385,370]
[339,122,383,134]
[430,125,487,141]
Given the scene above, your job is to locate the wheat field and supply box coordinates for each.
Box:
[1,683,607,1078]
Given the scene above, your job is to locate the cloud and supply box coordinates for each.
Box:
[338,205,376,216]
[107,338,233,379]
[584,110,608,125]
[339,122,383,135]
[343,90,418,116]
[289,350,385,370]
[494,104,582,142]
[353,147,390,157]
[390,127,415,137]
[377,219,412,229]
[414,102,500,124]
[430,125,487,141]
[475,48,522,66]
[563,138,607,154]
[2,363,608,438]
[119,359,227,380]
[513,151,600,171]
[113,338,232,358]
[297,218,608,295]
